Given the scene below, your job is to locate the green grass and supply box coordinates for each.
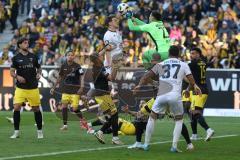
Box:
[0,111,239,160]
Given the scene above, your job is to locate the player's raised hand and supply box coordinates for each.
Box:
[16,75,26,83]
[125,11,133,19]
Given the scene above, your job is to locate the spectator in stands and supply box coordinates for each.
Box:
[0,1,8,33]
[218,21,233,39]
[28,0,46,19]
[1,0,239,69]
[20,0,31,15]
[8,38,18,54]
[9,0,19,30]
[38,45,54,65]
[0,46,14,65]
[170,22,182,41]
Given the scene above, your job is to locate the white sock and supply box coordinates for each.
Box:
[14,130,19,133]
[20,107,24,113]
[207,128,213,132]
[136,142,141,145]
[113,136,119,140]
[144,116,156,145]
[172,119,183,148]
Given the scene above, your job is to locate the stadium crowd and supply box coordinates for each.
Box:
[0,0,240,68]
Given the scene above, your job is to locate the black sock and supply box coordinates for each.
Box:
[62,107,68,125]
[104,128,113,134]
[196,114,209,131]
[101,121,111,133]
[111,113,119,137]
[135,122,147,142]
[13,111,20,130]
[34,111,42,130]
[92,119,103,126]
[74,110,83,119]
[191,114,198,134]
[181,123,191,144]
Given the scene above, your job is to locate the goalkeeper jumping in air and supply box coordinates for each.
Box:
[126,10,170,69]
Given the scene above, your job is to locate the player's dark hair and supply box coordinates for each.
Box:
[191,47,203,57]
[17,37,28,48]
[105,15,115,26]
[169,45,180,57]
[151,11,162,21]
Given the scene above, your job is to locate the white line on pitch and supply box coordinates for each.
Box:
[0,134,238,160]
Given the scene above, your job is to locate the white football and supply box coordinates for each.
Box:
[117,3,129,15]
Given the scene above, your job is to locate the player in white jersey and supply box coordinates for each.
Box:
[99,15,123,95]
[134,46,201,152]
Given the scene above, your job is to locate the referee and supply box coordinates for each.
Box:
[10,37,43,139]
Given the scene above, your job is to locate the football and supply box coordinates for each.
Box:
[117,2,129,15]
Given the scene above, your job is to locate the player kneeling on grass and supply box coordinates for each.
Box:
[90,53,123,145]
[10,37,43,139]
[121,101,149,149]
[88,116,136,136]
[50,51,90,131]
[123,98,194,150]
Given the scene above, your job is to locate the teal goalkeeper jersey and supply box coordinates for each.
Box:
[128,18,170,60]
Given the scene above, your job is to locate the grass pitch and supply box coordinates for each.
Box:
[0,111,239,160]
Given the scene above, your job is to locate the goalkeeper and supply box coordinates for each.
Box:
[126,10,170,69]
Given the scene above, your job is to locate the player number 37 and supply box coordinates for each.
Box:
[161,64,180,79]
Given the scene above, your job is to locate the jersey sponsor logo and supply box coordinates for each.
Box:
[19,64,34,69]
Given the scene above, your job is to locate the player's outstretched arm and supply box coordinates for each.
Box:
[127,18,142,31]
[133,70,156,94]
[132,17,146,25]
[186,74,202,96]
[122,105,138,117]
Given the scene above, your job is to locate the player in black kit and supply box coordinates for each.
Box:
[184,48,215,141]
[10,37,43,139]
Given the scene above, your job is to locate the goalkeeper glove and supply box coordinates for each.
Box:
[125,11,133,19]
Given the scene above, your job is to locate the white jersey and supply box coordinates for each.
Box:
[151,58,192,95]
[103,30,123,66]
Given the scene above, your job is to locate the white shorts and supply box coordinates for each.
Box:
[151,92,184,116]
